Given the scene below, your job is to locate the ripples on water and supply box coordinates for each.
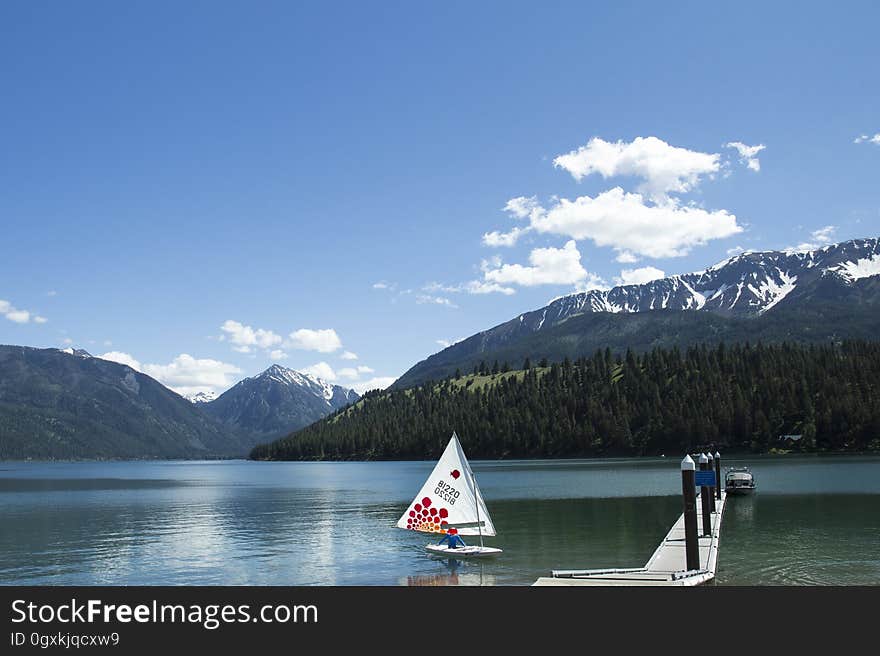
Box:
[0,455,878,585]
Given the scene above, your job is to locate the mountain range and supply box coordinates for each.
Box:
[395,238,880,388]
[0,350,358,460]
[0,345,247,459]
[200,364,359,440]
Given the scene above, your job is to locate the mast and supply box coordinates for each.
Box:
[456,432,484,548]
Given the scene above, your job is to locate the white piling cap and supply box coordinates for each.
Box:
[698,453,708,463]
[681,454,695,471]
[707,452,714,460]
[714,451,721,459]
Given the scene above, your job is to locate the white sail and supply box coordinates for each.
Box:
[396,433,496,537]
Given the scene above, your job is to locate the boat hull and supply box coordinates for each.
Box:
[724,486,756,496]
[425,544,503,558]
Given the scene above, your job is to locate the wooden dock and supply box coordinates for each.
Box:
[533,491,727,586]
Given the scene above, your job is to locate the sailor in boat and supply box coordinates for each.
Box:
[436,528,467,550]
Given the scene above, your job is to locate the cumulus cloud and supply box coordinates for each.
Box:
[725,141,766,172]
[483,240,593,287]
[614,266,666,287]
[482,226,530,247]
[301,361,336,381]
[615,251,639,264]
[787,225,838,252]
[519,188,741,259]
[0,299,43,324]
[854,133,880,145]
[503,196,542,219]
[372,281,396,290]
[288,328,343,353]
[340,351,359,360]
[269,349,287,360]
[141,354,243,397]
[99,351,144,371]
[337,365,376,381]
[553,136,721,203]
[351,376,396,395]
[220,320,282,352]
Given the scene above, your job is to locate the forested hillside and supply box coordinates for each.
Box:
[252,341,880,460]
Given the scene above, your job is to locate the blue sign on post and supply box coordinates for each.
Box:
[695,471,716,487]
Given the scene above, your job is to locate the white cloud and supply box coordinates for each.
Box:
[337,367,360,380]
[854,133,880,145]
[220,320,282,351]
[482,226,530,247]
[357,365,374,374]
[351,376,396,395]
[787,225,837,252]
[726,245,745,256]
[415,294,458,308]
[725,141,766,172]
[301,361,336,381]
[503,196,542,219]
[372,281,395,290]
[553,136,721,203]
[269,349,287,360]
[522,188,741,259]
[614,266,666,286]
[5,309,30,323]
[340,351,358,360]
[423,280,515,296]
[615,251,639,264]
[288,328,343,353]
[0,299,43,324]
[142,354,243,397]
[99,351,143,371]
[483,240,593,287]
[61,337,73,346]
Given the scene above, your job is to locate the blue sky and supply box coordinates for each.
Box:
[2,1,879,396]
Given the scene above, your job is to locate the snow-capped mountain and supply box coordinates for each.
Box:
[58,347,92,358]
[526,237,880,326]
[185,390,217,404]
[200,364,359,440]
[395,237,880,388]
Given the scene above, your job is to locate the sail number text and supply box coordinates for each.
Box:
[434,480,460,505]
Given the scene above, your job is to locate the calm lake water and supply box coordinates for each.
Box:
[1,455,878,585]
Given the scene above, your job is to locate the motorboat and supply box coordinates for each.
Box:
[724,467,756,495]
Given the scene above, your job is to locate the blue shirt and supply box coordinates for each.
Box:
[439,533,466,548]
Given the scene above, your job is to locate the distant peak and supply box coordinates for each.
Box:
[59,347,92,358]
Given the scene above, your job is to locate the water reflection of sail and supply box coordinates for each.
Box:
[403,560,495,586]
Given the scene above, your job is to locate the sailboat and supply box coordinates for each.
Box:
[397,432,502,558]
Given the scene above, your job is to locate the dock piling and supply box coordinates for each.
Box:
[707,452,716,512]
[699,453,711,535]
[681,454,700,571]
[714,451,722,500]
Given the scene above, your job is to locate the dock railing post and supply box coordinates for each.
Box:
[714,451,722,500]
[681,455,700,571]
[707,452,716,512]
[699,453,711,535]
